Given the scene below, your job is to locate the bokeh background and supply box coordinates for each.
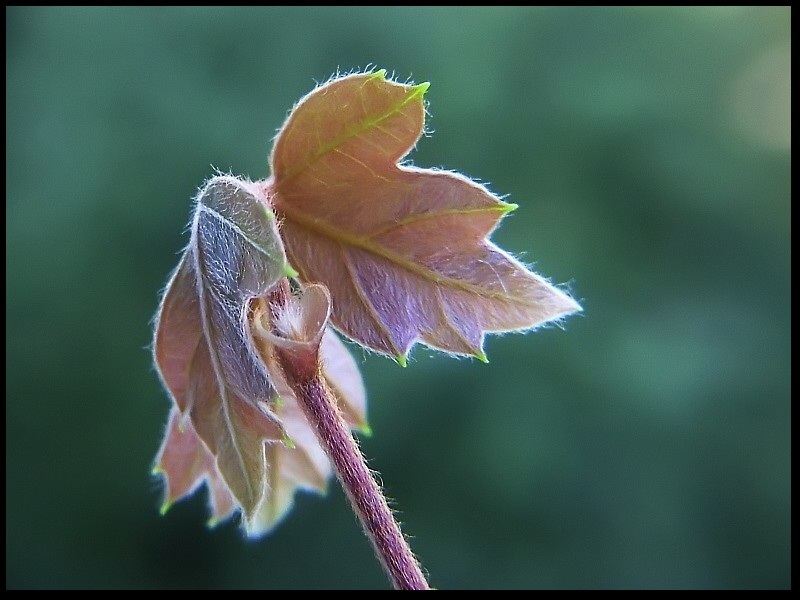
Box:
[6,6,790,590]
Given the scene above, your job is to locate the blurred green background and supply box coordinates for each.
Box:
[6,6,790,590]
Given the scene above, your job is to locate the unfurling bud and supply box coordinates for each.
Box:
[251,283,332,384]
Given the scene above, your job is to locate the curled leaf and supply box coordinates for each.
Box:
[153,70,578,545]
[153,178,368,535]
[251,283,331,382]
[153,175,292,521]
[267,70,581,362]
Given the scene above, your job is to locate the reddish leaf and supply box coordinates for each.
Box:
[153,176,369,535]
[153,175,291,519]
[267,70,581,363]
[153,408,237,526]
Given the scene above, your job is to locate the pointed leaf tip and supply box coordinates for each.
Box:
[283,263,300,278]
[271,72,580,358]
[474,350,490,364]
[282,433,296,450]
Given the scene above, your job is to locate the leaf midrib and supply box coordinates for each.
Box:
[191,209,260,510]
[277,202,539,307]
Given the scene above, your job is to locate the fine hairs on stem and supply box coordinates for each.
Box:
[266,284,429,590]
[152,70,580,589]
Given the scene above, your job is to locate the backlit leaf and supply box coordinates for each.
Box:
[153,408,237,526]
[267,70,581,362]
[153,175,291,520]
[153,176,368,535]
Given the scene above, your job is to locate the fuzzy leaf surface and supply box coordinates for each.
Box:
[153,176,292,519]
[153,408,237,526]
[153,176,368,535]
[268,70,581,361]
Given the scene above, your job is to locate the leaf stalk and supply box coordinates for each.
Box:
[271,316,429,590]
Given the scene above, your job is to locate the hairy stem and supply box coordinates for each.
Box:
[276,353,430,590]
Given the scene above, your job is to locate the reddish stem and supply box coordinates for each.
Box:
[277,355,430,590]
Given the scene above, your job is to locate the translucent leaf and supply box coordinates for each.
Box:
[153,408,237,526]
[267,70,581,362]
[153,175,291,519]
[153,177,368,534]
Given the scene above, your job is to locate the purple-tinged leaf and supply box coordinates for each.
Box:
[267,70,581,363]
[153,175,292,520]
